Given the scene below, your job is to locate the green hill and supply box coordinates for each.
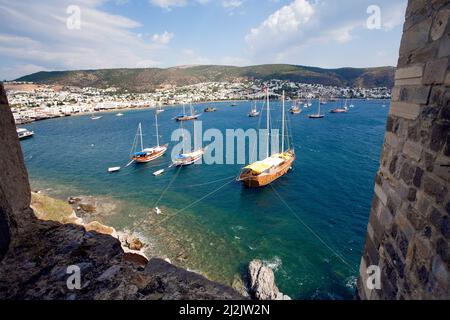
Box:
[16,64,395,92]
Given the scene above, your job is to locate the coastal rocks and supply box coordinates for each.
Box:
[85,221,115,236]
[246,259,291,300]
[117,231,146,253]
[69,196,97,216]
[68,195,117,221]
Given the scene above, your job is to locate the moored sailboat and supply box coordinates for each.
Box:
[289,101,301,114]
[248,101,260,117]
[172,120,205,166]
[309,100,325,119]
[130,112,168,164]
[330,99,349,113]
[238,89,295,188]
[175,104,200,121]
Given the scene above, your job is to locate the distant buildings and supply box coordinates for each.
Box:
[5,80,390,124]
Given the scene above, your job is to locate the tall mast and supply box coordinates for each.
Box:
[318,99,321,116]
[282,90,285,153]
[139,122,143,151]
[155,113,160,147]
[266,87,270,158]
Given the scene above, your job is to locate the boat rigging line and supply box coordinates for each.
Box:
[150,177,236,228]
[269,184,357,274]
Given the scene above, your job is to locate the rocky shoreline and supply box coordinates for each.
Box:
[32,192,149,260]
[30,191,290,300]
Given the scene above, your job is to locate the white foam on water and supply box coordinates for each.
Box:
[262,256,282,272]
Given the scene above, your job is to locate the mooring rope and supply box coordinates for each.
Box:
[150,177,236,227]
[269,184,357,273]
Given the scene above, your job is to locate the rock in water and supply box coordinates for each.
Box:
[247,259,291,300]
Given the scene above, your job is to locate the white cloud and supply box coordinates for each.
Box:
[245,0,407,66]
[222,0,243,9]
[149,0,210,10]
[152,31,174,45]
[245,0,314,51]
[149,0,186,9]
[0,0,165,79]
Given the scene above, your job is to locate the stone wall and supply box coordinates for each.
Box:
[358,0,450,299]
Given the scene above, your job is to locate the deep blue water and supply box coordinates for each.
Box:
[20,99,389,299]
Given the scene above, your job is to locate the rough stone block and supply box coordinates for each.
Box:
[395,65,424,80]
[431,9,450,41]
[399,17,432,53]
[423,175,448,203]
[423,58,449,85]
[375,184,387,206]
[403,141,423,161]
[398,85,431,104]
[395,78,423,86]
[390,102,421,120]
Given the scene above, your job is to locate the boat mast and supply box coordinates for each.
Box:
[266,87,270,158]
[318,99,321,116]
[282,90,285,153]
[155,113,160,147]
[139,122,143,151]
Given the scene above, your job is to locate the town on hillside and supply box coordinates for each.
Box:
[4,80,391,124]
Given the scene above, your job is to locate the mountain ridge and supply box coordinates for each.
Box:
[16,64,395,92]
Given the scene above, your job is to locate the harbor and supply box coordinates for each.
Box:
[19,98,389,299]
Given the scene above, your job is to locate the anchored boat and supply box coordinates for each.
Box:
[130,112,168,164]
[330,99,349,113]
[248,102,260,117]
[238,89,295,188]
[309,100,325,119]
[17,128,34,139]
[172,119,205,167]
[289,101,301,114]
[175,104,200,121]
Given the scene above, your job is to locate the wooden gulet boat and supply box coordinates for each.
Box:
[238,89,295,188]
[175,104,200,121]
[131,112,168,164]
[330,99,349,113]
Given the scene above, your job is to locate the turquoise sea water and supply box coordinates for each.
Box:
[20,99,389,299]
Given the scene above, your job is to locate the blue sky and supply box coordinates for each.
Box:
[0,0,407,80]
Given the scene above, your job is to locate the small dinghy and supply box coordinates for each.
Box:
[154,207,162,215]
[153,169,165,176]
[108,167,121,173]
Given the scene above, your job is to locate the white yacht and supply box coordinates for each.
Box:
[17,128,34,140]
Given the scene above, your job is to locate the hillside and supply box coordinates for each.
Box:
[16,64,395,92]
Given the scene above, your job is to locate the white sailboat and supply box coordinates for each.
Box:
[248,101,260,117]
[130,111,168,164]
[172,119,204,166]
[156,105,164,115]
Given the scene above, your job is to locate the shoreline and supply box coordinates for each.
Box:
[31,190,149,260]
[29,187,252,296]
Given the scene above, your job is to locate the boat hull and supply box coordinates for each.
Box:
[239,153,295,188]
[172,149,205,166]
[133,145,168,163]
[175,115,200,121]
